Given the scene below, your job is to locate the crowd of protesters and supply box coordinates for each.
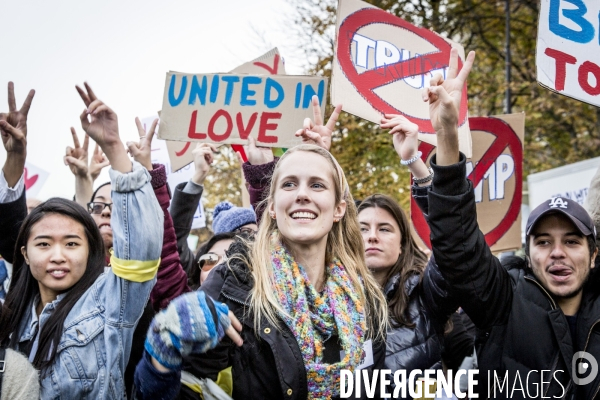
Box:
[0,47,599,400]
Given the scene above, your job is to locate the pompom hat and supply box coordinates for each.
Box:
[212,201,256,234]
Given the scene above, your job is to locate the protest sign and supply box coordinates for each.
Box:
[165,48,287,171]
[536,0,600,107]
[142,116,206,229]
[528,156,600,208]
[158,72,327,149]
[24,162,49,199]
[411,113,524,252]
[332,0,473,157]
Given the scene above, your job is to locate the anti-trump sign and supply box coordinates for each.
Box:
[412,113,524,253]
[332,0,473,157]
[158,72,328,148]
[537,0,600,107]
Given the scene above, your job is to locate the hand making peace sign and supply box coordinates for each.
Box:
[422,49,475,134]
[295,95,343,152]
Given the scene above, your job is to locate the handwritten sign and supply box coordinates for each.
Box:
[23,162,49,199]
[537,0,600,107]
[158,72,327,148]
[332,0,472,157]
[165,48,287,172]
[412,113,524,252]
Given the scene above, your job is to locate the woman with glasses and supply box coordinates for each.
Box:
[192,232,235,289]
[87,182,112,262]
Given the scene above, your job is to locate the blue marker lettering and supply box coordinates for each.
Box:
[168,75,187,107]
[549,0,594,44]
[295,82,302,108]
[221,76,240,106]
[302,80,325,108]
[241,76,262,106]
[210,75,220,104]
[188,76,207,105]
[264,78,285,109]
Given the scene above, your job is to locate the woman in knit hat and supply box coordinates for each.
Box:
[211,201,257,235]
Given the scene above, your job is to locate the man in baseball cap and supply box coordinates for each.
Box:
[416,48,600,399]
[524,197,598,315]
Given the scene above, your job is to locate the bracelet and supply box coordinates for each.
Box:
[413,167,434,185]
[400,151,422,166]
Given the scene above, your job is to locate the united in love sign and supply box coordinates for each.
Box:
[158,71,327,149]
[332,0,473,157]
[164,48,288,172]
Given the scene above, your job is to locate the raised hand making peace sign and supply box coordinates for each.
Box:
[422,48,475,134]
[0,82,35,157]
[422,49,476,165]
[295,95,342,152]
[127,117,158,171]
[76,82,131,173]
[1,82,35,187]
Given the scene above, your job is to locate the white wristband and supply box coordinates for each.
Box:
[400,151,422,166]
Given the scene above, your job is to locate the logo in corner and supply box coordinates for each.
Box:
[573,351,598,386]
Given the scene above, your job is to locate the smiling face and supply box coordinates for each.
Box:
[269,151,346,250]
[90,184,112,250]
[358,207,402,275]
[528,213,597,306]
[21,213,89,304]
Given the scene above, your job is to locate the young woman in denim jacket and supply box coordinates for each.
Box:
[0,82,163,399]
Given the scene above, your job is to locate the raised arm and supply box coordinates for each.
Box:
[76,83,163,382]
[129,117,191,311]
[0,82,34,263]
[171,142,216,281]
[380,114,432,215]
[422,50,512,329]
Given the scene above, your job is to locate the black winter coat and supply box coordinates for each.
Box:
[383,273,445,374]
[180,240,386,400]
[425,154,600,400]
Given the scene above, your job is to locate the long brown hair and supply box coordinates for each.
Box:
[248,144,388,340]
[358,194,428,328]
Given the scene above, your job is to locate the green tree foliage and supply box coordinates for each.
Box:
[199,145,243,231]
[289,0,600,207]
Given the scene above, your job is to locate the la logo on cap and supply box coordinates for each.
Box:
[549,197,568,209]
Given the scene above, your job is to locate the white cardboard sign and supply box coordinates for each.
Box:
[332,0,472,157]
[536,0,600,107]
[23,162,49,199]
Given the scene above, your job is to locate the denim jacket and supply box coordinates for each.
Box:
[15,161,163,399]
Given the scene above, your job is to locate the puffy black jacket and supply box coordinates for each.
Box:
[383,273,445,374]
[179,239,386,400]
[425,154,600,399]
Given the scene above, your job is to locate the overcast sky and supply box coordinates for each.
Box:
[0,0,305,200]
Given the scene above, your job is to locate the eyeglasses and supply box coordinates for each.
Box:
[235,226,257,235]
[198,253,227,271]
[87,202,113,214]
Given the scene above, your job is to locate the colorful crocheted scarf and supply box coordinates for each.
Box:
[270,234,366,399]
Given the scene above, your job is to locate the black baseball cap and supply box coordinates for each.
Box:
[526,197,596,238]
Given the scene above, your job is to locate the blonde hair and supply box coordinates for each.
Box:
[248,144,388,340]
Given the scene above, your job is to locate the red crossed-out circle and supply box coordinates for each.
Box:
[337,8,469,134]
[411,117,523,249]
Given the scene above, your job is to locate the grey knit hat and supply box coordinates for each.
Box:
[212,201,256,235]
